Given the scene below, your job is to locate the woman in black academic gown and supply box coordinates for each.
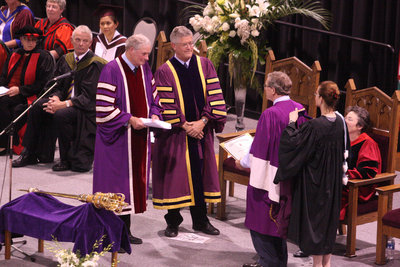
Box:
[275,81,349,267]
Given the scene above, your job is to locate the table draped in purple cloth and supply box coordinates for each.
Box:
[0,193,131,255]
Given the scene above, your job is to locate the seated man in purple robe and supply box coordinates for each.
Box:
[152,26,227,238]
[236,71,306,267]
[93,34,162,247]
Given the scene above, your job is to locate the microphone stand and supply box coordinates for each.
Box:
[0,80,59,262]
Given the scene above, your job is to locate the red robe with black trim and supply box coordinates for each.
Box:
[0,47,54,151]
[340,132,382,220]
[35,17,74,58]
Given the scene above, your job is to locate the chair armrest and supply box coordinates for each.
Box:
[347,172,396,187]
[376,184,400,195]
[216,129,256,143]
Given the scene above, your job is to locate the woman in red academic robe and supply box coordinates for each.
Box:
[35,0,74,60]
[340,106,382,220]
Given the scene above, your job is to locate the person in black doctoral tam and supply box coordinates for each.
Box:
[12,25,107,171]
[0,26,54,154]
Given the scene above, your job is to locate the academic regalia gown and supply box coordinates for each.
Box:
[0,47,54,148]
[275,114,348,255]
[152,55,226,209]
[0,4,34,47]
[35,17,74,58]
[245,98,305,239]
[93,58,162,214]
[340,132,381,220]
[92,31,126,62]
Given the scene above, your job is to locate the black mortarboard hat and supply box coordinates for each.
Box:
[15,26,43,39]
[94,4,123,22]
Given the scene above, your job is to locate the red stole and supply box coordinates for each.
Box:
[120,59,148,213]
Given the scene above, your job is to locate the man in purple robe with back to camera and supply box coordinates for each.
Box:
[152,26,226,238]
[93,34,162,248]
[236,71,306,267]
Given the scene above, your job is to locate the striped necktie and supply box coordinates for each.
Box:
[67,80,74,100]
[66,57,79,99]
[184,62,189,69]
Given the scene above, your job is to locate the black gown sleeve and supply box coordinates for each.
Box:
[274,120,317,183]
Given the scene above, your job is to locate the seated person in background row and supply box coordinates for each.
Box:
[340,105,382,220]
[13,25,107,172]
[0,0,34,49]
[35,0,75,61]
[92,4,126,61]
[0,26,54,154]
[0,40,10,67]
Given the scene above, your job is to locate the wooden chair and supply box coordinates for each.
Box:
[340,79,399,257]
[216,50,321,220]
[155,31,207,70]
[375,183,400,265]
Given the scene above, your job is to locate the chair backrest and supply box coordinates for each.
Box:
[155,31,207,70]
[263,50,321,117]
[345,78,400,173]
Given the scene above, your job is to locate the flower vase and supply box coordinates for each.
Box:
[234,86,246,131]
[232,62,247,131]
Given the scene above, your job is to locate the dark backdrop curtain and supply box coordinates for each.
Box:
[17,0,400,115]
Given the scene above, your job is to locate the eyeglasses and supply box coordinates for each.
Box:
[176,42,194,47]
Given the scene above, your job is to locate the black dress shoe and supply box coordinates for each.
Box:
[165,225,178,237]
[128,233,142,244]
[293,249,309,257]
[193,222,220,235]
[12,152,38,167]
[52,161,71,171]
[242,263,261,267]
[118,247,126,254]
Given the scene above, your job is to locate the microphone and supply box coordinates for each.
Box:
[51,70,75,81]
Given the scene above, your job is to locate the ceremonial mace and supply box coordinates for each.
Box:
[19,188,128,213]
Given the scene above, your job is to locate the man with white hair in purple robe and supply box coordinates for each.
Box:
[237,71,307,267]
[93,33,162,247]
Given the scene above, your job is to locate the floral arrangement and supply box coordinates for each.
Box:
[47,235,114,267]
[189,0,330,86]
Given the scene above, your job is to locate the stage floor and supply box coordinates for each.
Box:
[0,114,399,266]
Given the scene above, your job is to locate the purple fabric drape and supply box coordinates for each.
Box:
[0,193,131,255]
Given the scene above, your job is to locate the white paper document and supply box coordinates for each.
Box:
[220,133,254,161]
[170,233,210,243]
[0,86,9,96]
[140,118,172,130]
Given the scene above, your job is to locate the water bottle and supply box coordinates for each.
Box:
[386,238,395,260]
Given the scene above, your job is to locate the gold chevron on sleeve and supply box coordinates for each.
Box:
[160,98,175,104]
[208,89,223,95]
[210,100,226,106]
[207,77,219,84]
[162,109,177,115]
[157,86,173,92]
[212,109,227,116]
[165,118,181,124]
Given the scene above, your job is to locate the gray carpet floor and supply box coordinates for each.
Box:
[0,114,399,266]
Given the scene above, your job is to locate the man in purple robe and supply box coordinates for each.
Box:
[152,26,226,238]
[92,34,162,246]
[237,72,306,267]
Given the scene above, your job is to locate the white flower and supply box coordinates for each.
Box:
[251,30,260,37]
[92,254,100,262]
[82,260,98,267]
[229,13,240,19]
[203,4,214,16]
[247,5,261,17]
[221,22,230,31]
[229,30,236,37]
[251,18,259,25]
